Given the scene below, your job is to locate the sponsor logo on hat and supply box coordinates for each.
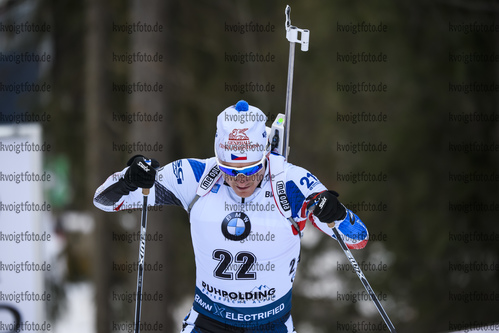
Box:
[229,128,249,141]
[223,128,252,154]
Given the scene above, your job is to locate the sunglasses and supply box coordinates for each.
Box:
[216,154,266,177]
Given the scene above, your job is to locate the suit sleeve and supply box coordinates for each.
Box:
[93,158,208,213]
[285,162,369,249]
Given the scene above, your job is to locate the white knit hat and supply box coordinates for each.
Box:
[214,100,269,164]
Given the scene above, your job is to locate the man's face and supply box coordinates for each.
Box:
[219,160,266,198]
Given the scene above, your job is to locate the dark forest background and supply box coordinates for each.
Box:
[1,0,498,332]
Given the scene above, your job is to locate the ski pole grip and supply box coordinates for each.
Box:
[307,205,336,228]
[142,158,152,196]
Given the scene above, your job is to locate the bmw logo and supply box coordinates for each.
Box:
[221,212,251,241]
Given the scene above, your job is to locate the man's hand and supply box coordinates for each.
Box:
[304,190,346,226]
[124,155,159,190]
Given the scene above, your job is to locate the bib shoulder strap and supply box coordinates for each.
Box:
[187,194,201,214]
[187,158,222,214]
[268,153,303,237]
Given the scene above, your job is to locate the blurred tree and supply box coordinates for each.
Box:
[127,0,175,330]
[33,0,499,331]
[84,0,113,332]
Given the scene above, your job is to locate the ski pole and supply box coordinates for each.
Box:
[283,5,309,161]
[331,222,397,333]
[134,187,149,333]
[306,202,397,332]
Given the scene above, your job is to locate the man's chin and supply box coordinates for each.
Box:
[234,186,253,198]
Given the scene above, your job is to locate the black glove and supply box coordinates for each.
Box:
[306,190,346,223]
[124,155,160,189]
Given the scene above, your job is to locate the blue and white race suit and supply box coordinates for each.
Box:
[94,154,369,332]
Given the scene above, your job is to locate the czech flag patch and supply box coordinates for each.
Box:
[231,154,247,160]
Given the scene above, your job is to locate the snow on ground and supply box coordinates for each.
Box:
[52,282,95,333]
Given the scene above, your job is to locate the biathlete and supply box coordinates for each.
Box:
[94,100,368,333]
